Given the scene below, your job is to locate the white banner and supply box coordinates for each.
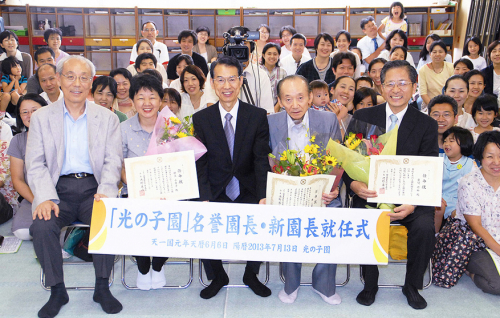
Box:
[89,199,390,265]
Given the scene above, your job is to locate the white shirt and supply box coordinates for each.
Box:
[179,91,218,118]
[170,78,182,93]
[357,35,385,63]
[280,45,312,60]
[457,110,476,130]
[463,55,487,71]
[129,41,170,65]
[416,54,453,71]
[385,103,408,132]
[493,71,500,96]
[126,63,169,85]
[219,100,239,133]
[241,63,275,114]
[287,111,310,152]
[280,53,312,76]
[0,120,12,143]
[378,49,415,68]
[40,89,64,104]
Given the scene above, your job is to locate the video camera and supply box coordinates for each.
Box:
[222,26,260,63]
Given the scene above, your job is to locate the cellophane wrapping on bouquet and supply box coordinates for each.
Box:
[145,107,207,160]
[325,119,398,185]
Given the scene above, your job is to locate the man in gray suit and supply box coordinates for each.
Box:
[268,75,343,305]
[26,55,123,318]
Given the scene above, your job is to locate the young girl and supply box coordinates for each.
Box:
[0,31,32,79]
[260,42,287,109]
[161,88,182,116]
[454,58,474,75]
[436,127,476,232]
[353,87,377,112]
[378,30,415,66]
[470,94,500,143]
[463,37,487,71]
[1,56,27,115]
[378,2,407,37]
[389,45,407,61]
[444,75,476,130]
[329,76,355,137]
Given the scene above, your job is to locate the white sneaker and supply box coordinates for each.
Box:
[136,270,152,290]
[278,287,299,304]
[151,267,166,289]
[312,288,341,305]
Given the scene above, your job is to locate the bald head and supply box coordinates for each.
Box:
[277,75,310,100]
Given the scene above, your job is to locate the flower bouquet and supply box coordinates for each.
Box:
[326,120,398,211]
[145,106,207,159]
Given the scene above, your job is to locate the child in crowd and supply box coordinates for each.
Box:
[389,45,407,61]
[355,76,374,90]
[353,87,377,112]
[1,56,27,116]
[436,127,476,233]
[470,94,500,142]
[351,47,366,75]
[462,36,487,70]
[378,2,407,37]
[309,80,331,111]
[454,58,474,75]
[161,88,181,116]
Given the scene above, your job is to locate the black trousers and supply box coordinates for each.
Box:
[353,195,436,290]
[202,189,262,280]
[30,176,115,287]
[467,250,500,295]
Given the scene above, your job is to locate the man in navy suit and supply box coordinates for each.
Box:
[192,55,272,299]
[345,60,439,309]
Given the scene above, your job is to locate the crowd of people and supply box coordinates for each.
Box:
[0,2,499,317]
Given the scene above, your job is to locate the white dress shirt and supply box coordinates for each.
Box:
[357,35,385,63]
[280,45,312,60]
[385,103,408,132]
[281,53,312,76]
[219,100,239,133]
[287,111,310,152]
[129,41,170,65]
[40,90,64,105]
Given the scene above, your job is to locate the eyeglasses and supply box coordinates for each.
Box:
[382,80,413,90]
[20,108,38,117]
[61,73,92,83]
[430,112,453,120]
[213,76,240,85]
[143,28,156,32]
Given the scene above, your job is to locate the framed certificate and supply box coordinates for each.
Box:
[367,155,443,206]
[266,172,338,207]
[124,150,199,200]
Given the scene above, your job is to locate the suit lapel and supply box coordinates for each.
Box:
[273,112,289,155]
[233,102,249,166]
[397,106,418,149]
[86,102,100,168]
[48,101,65,172]
[210,103,232,161]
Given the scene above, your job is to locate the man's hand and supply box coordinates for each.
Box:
[350,181,377,200]
[94,194,108,202]
[33,200,59,221]
[390,204,415,221]
[322,188,339,205]
[259,198,266,205]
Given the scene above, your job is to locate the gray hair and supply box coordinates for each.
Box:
[56,55,96,77]
[277,75,310,99]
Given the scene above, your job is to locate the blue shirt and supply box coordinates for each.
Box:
[1,74,27,92]
[442,155,476,218]
[60,101,93,175]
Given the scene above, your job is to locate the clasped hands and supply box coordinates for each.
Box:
[350,180,415,221]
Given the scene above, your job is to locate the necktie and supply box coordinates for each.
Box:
[373,38,379,50]
[388,114,398,132]
[224,113,240,201]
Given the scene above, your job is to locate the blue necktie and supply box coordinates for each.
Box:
[373,38,379,50]
[224,113,240,201]
[388,114,398,132]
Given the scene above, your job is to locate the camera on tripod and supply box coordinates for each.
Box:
[222,26,260,63]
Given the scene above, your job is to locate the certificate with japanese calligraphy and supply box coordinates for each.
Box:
[89,199,391,265]
[367,155,444,206]
[266,173,337,207]
[124,150,199,200]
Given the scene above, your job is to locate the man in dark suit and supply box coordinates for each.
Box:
[193,55,272,300]
[345,60,439,310]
